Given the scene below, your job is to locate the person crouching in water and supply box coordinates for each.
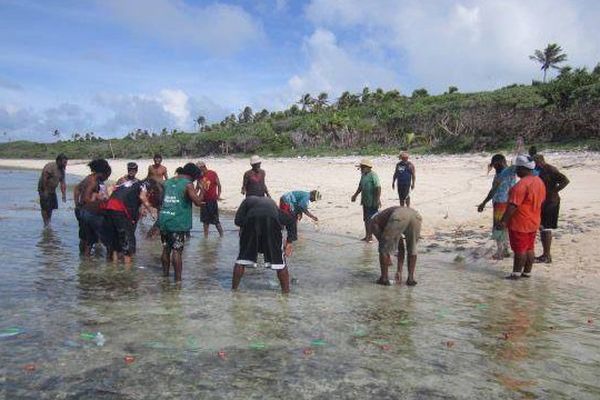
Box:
[102,178,160,264]
[279,190,320,232]
[77,159,112,256]
[158,163,204,282]
[478,154,516,259]
[369,206,422,286]
[232,196,297,294]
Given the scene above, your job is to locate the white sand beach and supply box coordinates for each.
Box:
[2,152,599,286]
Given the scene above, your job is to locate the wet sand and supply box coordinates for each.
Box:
[2,152,599,287]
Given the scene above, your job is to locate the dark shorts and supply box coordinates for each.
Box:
[236,216,285,269]
[397,184,411,201]
[105,210,136,255]
[161,231,187,251]
[79,208,105,246]
[363,206,379,222]
[200,200,220,225]
[39,192,58,211]
[541,201,560,230]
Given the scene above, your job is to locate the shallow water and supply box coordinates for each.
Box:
[0,169,599,399]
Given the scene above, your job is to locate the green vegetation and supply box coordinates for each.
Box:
[2,56,599,159]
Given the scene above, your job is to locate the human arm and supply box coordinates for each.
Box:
[374,186,381,208]
[392,165,398,189]
[60,180,67,202]
[555,170,570,193]
[73,182,80,205]
[410,163,416,189]
[216,175,222,200]
[185,182,204,207]
[234,199,247,227]
[351,185,362,202]
[263,171,270,198]
[478,180,501,212]
[241,172,248,195]
[303,209,318,222]
[497,203,518,230]
[162,166,168,180]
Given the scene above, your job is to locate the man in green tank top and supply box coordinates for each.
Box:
[158,163,204,282]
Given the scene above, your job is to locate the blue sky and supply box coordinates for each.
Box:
[1,0,599,141]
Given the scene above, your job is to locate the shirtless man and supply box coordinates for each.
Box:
[241,155,270,197]
[117,162,139,185]
[77,159,112,256]
[38,154,68,226]
[147,154,168,183]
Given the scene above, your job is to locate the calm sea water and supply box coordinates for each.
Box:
[0,168,598,399]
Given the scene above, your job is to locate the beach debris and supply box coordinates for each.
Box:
[23,363,37,372]
[502,332,511,340]
[380,344,391,351]
[124,355,135,364]
[303,348,314,356]
[444,340,455,348]
[310,338,327,347]
[588,318,593,325]
[0,327,25,338]
[398,318,410,326]
[352,328,367,337]
[80,331,105,346]
[249,341,266,350]
[217,350,227,360]
[475,304,489,310]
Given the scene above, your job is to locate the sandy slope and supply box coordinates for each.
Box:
[1,152,599,286]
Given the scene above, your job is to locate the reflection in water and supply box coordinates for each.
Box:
[1,169,600,399]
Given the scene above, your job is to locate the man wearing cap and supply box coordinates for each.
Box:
[279,190,320,237]
[351,159,381,242]
[392,152,416,207]
[38,153,68,226]
[533,154,570,264]
[497,155,546,279]
[117,162,139,185]
[241,155,270,197]
[370,206,422,286]
[196,161,224,237]
[158,163,204,282]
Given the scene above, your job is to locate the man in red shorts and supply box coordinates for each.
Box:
[497,155,546,280]
[196,161,223,237]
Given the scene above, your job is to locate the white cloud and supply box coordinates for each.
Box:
[306,0,600,92]
[285,28,399,101]
[101,0,263,55]
[159,89,189,127]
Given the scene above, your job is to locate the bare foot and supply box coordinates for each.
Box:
[406,278,417,286]
[534,255,552,264]
[504,274,520,280]
[492,253,503,260]
[359,237,368,242]
[376,278,391,286]
[394,272,402,284]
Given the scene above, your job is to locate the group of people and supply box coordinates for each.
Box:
[36,145,568,293]
[477,147,569,279]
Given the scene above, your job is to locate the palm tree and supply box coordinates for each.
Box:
[529,43,568,82]
[238,106,254,123]
[298,93,314,112]
[361,87,371,103]
[314,92,329,111]
[196,115,206,132]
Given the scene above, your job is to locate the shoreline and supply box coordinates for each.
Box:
[1,152,599,287]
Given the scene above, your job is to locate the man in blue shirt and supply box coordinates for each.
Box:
[392,152,416,207]
[279,190,320,241]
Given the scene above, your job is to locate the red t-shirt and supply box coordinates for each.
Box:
[507,175,546,233]
[200,170,219,201]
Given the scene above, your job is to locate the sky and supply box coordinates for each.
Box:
[1,0,599,142]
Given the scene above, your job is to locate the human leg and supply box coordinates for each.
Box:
[172,249,183,281]
[536,230,553,263]
[276,267,290,294]
[232,264,245,289]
